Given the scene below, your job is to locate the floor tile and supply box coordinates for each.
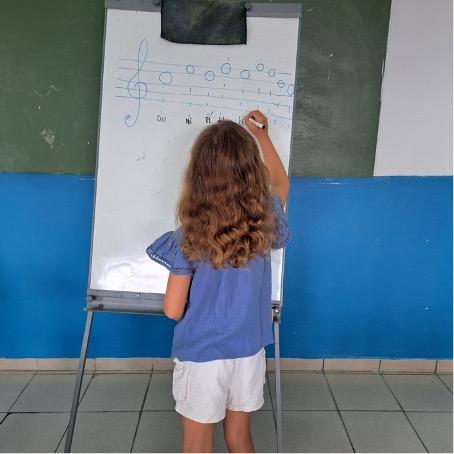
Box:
[0,413,68,453]
[325,373,400,410]
[213,421,229,452]
[10,373,93,412]
[213,421,229,453]
[437,374,453,393]
[0,374,34,412]
[383,374,453,411]
[341,410,426,452]
[78,373,149,412]
[406,411,453,453]
[132,410,183,452]
[268,372,336,410]
[250,410,277,452]
[57,411,139,453]
[281,410,353,452]
[143,372,173,410]
[213,410,277,452]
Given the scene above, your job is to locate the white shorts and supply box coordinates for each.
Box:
[172,347,267,424]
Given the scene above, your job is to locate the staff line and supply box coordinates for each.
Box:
[115,95,292,121]
[116,77,292,98]
[117,58,293,76]
[117,66,285,85]
[115,85,293,108]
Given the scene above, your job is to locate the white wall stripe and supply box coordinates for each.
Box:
[0,358,451,373]
[374,0,453,176]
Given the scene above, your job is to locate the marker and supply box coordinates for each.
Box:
[248,117,265,129]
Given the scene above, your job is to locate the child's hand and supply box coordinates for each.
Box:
[244,110,269,141]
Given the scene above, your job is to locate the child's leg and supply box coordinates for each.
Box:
[223,409,255,453]
[181,415,215,453]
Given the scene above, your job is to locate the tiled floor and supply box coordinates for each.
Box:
[0,370,452,453]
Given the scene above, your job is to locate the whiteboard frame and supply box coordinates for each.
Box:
[85,1,302,311]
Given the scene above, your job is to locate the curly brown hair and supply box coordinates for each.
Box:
[176,120,279,269]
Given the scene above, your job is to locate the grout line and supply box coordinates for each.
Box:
[435,373,453,395]
[2,408,451,414]
[322,371,356,453]
[54,371,96,452]
[130,371,153,453]
[6,370,37,413]
[0,371,39,427]
[379,374,430,453]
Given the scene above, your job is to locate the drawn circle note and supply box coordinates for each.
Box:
[277,80,285,88]
[256,63,264,72]
[240,70,250,79]
[186,65,195,74]
[159,71,172,85]
[287,84,295,96]
[221,63,231,74]
[268,68,276,77]
[205,71,215,81]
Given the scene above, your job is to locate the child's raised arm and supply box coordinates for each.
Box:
[244,110,289,206]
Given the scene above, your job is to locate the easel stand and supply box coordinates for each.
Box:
[64,295,284,452]
[272,302,284,453]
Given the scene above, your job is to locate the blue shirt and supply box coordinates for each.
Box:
[146,194,291,362]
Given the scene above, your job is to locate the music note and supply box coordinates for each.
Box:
[124,38,149,127]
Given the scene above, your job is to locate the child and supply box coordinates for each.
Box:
[146,110,290,453]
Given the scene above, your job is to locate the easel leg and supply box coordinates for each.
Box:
[64,309,94,453]
[272,305,283,453]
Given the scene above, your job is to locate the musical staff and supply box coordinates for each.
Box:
[115,39,296,127]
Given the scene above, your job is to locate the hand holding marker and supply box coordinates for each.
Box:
[244,110,269,140]
[249,117,265,129]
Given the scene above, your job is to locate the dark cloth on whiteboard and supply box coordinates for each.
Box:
[145,194,291,363]
[160,0,247,45]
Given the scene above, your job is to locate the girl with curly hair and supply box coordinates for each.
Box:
[146,110,290,453]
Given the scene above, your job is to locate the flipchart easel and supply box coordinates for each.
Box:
[65,2,302,452]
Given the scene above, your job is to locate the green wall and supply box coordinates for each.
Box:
[0,0,391,176]
[0,1,103,174]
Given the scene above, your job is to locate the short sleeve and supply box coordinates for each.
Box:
[271,194,291,250]
[145,227,194,276]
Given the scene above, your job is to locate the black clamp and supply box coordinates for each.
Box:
[272,304,281,323]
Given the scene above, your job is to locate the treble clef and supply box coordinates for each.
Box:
[124,39,149,127]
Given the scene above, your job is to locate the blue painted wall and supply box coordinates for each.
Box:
[0,173,452,359]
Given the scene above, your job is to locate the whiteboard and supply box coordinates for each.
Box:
[88,6,300,302]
